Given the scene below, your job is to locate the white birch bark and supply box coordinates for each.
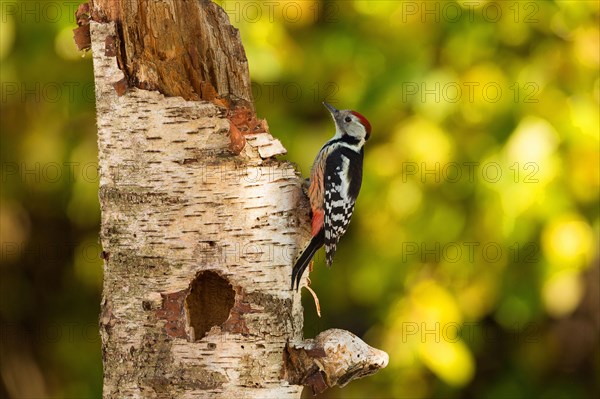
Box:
[92,18,306,397]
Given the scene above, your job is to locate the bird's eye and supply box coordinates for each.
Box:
[344,116,351,123]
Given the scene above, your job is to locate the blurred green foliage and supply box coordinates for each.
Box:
[1,1,598,398]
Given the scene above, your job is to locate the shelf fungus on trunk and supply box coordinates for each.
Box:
[284,329,389,395]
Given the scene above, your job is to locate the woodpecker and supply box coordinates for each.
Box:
[291,102,371,291]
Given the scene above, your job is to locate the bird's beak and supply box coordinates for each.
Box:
[323,102,339,115]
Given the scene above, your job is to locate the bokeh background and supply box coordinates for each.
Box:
[1,0,599,398]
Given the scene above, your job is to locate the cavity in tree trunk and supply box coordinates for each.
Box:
[75,0,388,397]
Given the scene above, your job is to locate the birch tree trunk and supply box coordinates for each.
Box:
[76,1,388,397]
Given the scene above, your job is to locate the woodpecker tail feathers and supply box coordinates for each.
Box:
[291,229,324,291]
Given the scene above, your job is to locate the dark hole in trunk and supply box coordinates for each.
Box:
[185,270,235,340]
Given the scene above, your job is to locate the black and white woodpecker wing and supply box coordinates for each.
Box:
[323,145,363,266]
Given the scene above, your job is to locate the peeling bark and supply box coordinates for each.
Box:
[87,1,387,397]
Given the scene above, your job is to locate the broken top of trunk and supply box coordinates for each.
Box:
[86,0,283,156]
[91,0,253,109]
